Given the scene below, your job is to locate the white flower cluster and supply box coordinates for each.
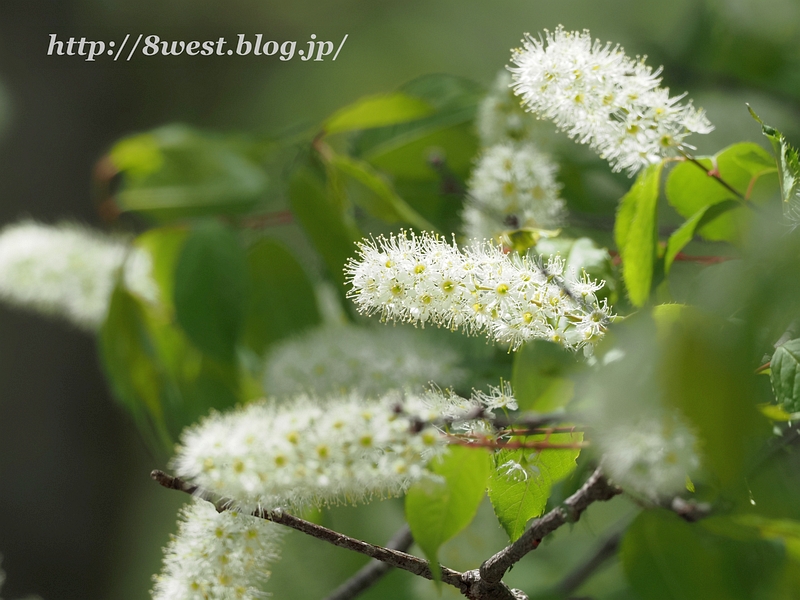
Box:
[509,27,713,175]
[175,391,457,510]
[346,231,611,352]
[594,416,699,498]
[152,499,284,600]
[0,221,157,331]
[463,142,565,242]
[477,71,539,146]
[263,324,464,398]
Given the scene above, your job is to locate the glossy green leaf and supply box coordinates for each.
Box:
[109,125,268,221]
[748,106,799,205]
[173,220,248,362]
[405,445,491,582]
[664,200,739,274]
[614,162,663,307]
[329,153,437,231]
[324,93,434,135]
[488,432,582,541]
[288,167,360,289]
[243,238,320,355]
[622,510,783,600]
[770,338,800,413]
[511,340,577,412]
[665,143,777,242]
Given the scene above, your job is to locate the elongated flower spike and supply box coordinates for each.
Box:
[477,70,539,145]
[172,387,514,512]
[152,499,284,600]
[346,231,611,354]
[509,27,713,176]
[0,221,157,331]
[264,324,464,398]
[463,141,565,242]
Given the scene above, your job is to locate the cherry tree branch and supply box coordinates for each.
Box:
[479,468,622,585]
[554,529,623,597]
[150,470,482,592]
[323,525,414,600]
[152,468,623,600]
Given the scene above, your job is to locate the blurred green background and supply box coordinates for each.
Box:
[0,0,799,598]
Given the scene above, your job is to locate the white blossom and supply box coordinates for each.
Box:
[594,416,699,498]
[263,324,464,398]
[0,221,157,331]
[463,142,564,242]
[172,388,509,511]
[509,27,713,176]
[152,499,284,600]
[345,231,611,353]
[477,71,539,146]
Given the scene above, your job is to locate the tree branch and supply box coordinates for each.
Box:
[152,469,624,600]
[151,470,465,588]
[479,468,622,585]
[554,529,623,597]
[323,525,414,600]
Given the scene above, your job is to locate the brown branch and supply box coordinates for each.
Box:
[479,468,622,585]
[323,525,414,600]
[554,529,623,597]
[151,470,464,588]
[151,470,527,599]
[446,436,587,451]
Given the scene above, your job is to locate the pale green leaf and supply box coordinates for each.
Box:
[405,445,491,582]
[324,93,435,135]
[488,432,582,541]
[614,162,663,307]
[329,153,438,232]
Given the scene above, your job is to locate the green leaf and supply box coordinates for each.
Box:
[99,286,171,449]
[173,220,248,362]
[352,75,482,181]
[622,510,783,600]
[665,142,778,242]
[288,167,360,289]
[133,226,188,312]
[243,238,320,355]
[405,445,491,582]
[614,162,663,307]
[324,93,435,135]
[664,200,739,274]
[660,310,768,488]
[488,432,582,541]
[329,153,437,232]
[109,125,269,221]
[511,340,576,412]
[770,338,800,413]
[748,105,800,205]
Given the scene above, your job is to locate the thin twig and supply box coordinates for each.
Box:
[150,470,466,590]
[677,149,749,205]
[323,525,414,600]
[479,468,622,585]
[554,529,623,597]
[446,435,587,451]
